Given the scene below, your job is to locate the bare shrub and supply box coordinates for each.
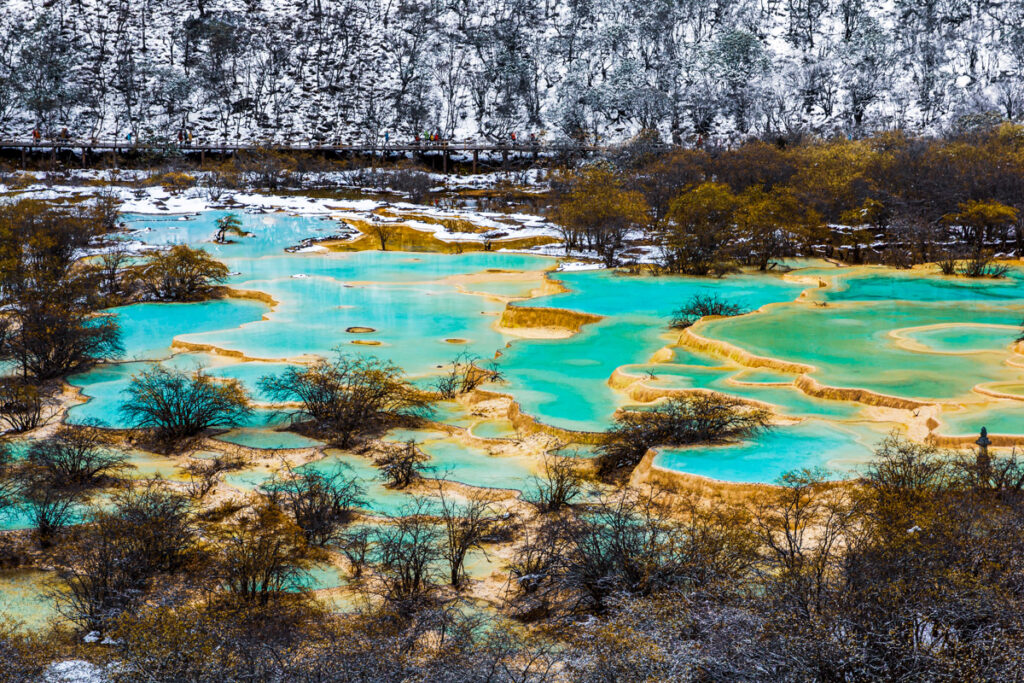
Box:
[597,394,773,479]
[387,169,434,202]
[259,351,428,447]
[525,455,587,513]
[25,424,129,489]
[433,350,504,399]
[0,378,50,433]
[669,292,745,329]
[957,252,1011,278]
[121,366,252,452]
[140,245,230,301]
[375,440,429,489]
[264,466,366,546]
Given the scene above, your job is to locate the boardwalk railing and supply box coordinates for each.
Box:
[0,138,643,172]
[0,139,613,153]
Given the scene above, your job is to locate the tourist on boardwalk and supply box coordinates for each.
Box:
[32,128,40,143]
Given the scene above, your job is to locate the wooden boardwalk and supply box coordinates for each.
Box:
[0,138,636,172]
[0,139,607,153]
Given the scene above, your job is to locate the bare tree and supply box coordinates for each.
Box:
[436,484,499,587]
[525,455,587,513]
[17,468,86,547]
[263,466,366,546]
[370,221,399,250]
[375,440,429,489]
[433,351,503,399]
[340,527,372,579]
[368,499,443,614]
[259,351,429,447]
[751,468,851,616]
[0,443,22,523]
[121,366,252,451]
[219,503,310,607]
[54,484,198,632]
[96,241,134,302]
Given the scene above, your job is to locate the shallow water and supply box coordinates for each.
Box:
[938,402,1024,436]
[653,420,890,484]
[701,300,1024,400]
[0,570,62,631]
[469,420,520,440]
[899,324,1017,354]
[213,428,323,450]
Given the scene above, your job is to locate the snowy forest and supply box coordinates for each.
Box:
[1,0,1023,144]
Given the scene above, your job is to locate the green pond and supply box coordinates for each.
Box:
[53,210,1022,491]
[0,570,63,630]
[938,401,1024,437]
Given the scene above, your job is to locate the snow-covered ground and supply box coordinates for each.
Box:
[0,170,626,268]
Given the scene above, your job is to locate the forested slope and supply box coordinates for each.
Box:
[1,0,1022,144]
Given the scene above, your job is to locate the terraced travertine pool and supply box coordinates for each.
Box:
[3,202,1024,629]
[49,210,1023,502]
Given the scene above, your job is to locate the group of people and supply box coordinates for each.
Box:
[510,131,540,144]
[28,127,543,147]
[30,127,72,143]
[413,131,446,144]
[31,127,197,146]
[404,130,541,145]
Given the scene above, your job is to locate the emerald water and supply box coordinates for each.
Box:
[653,420,890,484]
[700,300,1024,400]
[938,402,1024,436]
[53,210,1022,491]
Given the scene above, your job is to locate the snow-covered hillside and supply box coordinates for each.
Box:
[1,0,1021,145]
